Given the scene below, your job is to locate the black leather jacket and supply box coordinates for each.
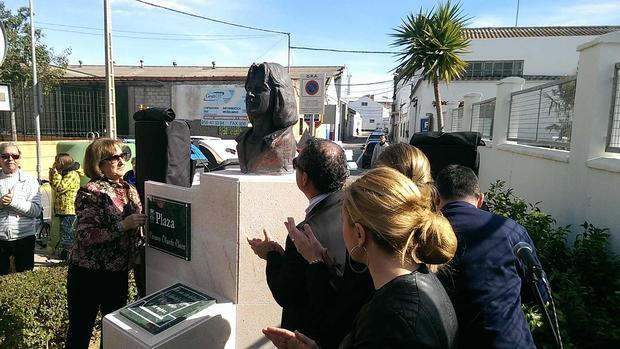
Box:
[339,266,458,349]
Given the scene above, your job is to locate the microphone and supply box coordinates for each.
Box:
[513,242,543,279]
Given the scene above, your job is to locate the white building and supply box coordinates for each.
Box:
[349,96,390,131]
[393,26,620,142]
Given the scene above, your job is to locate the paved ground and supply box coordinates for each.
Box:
[34,242,63,270]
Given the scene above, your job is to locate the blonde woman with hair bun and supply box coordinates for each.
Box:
[374,143,432,185]
[264,167,459,349]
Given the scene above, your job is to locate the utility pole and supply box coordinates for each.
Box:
[287,33,291,73]
[391,72,398,141]
[515,0,520,27]
[104,0,116,139]
[346,74,352,96]
[28,0,41,180]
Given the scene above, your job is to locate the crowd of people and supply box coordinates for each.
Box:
[251,140,545,348]
[0,137,546,349]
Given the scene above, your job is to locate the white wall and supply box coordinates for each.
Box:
[349,96,389,130]
[475,32,620,252]
[467,36,597,75]
[394,80,546,142]
[400,34,600,141]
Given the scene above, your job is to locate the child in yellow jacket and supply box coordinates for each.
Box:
[49,153,81,259]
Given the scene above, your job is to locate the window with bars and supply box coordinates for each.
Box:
[606,63,620,153]
[464,60,524,79]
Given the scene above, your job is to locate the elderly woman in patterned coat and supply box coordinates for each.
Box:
[64,138,146,349]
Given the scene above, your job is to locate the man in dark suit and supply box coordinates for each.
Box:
[248,138,373,348]
[436,165,542,349]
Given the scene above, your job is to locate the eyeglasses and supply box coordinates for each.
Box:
[101,152,130,163]
[1,153,20,160]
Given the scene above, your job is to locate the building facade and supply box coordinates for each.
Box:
[348,96,390,131]
[0,65,347,142]
[393,26,620,142]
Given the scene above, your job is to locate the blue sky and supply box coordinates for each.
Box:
[3,0,620,99]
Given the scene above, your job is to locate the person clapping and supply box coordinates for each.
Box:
[264,167,459,349]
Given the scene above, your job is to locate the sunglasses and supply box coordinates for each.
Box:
[292,157,303,171]
[101,152,130,163]
[1,153,20,160]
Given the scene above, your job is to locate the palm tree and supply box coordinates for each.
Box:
[391,1,470,132]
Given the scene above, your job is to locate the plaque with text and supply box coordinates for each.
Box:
[147,196,191,260]
[120,283,216,335]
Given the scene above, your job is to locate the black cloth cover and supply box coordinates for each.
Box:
[133,109,191,203]
[165,120,191,187]
[133,107,176,122]
[409,131,485,178]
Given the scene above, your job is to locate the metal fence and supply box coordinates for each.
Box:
[508,78,576,150]
[471,98,495,139]
[607,63,620,153]
[0,85,106,141]
[450,107,464,132]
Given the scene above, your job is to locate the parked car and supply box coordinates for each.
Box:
[358,141,379,169]
[190,136,239,172]
[366,130,385,143]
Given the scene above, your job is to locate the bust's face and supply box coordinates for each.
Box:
[245,66,271,118]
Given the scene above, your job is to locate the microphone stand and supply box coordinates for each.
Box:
[527,267,563,349]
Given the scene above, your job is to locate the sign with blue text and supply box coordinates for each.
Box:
[147,196,191,261]
[171,84,249,126]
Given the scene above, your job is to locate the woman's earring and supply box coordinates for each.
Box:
[348,245,368,274]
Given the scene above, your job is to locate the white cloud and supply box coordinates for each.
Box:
[524,0,620,26]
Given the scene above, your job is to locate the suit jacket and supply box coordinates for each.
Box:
[440,201,540,349]
[266,191,374,348]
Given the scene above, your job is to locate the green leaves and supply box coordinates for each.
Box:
[390,1,470,85]
[0,266,139,348]
[485,180,620,348]
[390,1,470,131]
[0,3,71,92]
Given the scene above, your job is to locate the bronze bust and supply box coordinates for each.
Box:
[236,62,298,174]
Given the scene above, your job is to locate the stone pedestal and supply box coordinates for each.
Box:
[144,169,307,348]
[103,300,235,349]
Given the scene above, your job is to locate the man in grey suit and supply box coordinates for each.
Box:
[248,138,373,349]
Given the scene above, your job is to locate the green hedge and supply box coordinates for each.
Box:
[0,266,68,349]
[486,180,620,349]
[0,265,138,349]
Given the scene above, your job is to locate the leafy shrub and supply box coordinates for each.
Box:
[0,265,139,349]
[486,180,620,349]
[0,265,68,349]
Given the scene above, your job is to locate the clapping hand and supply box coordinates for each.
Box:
[247,229,284,260]
[262,327,319,349]
[1,189,12,207]
[284,217,325,264]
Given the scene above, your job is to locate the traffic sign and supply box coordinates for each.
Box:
[304,80,320,96]
[299,73,326,115]
[304,114,322,128]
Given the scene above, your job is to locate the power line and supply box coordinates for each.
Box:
[333,79,393,86]
[135,0,289,35]
[291,46,397,54]
[38,21,281,38]
[40,27,275,41]
[254,36,286,62]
